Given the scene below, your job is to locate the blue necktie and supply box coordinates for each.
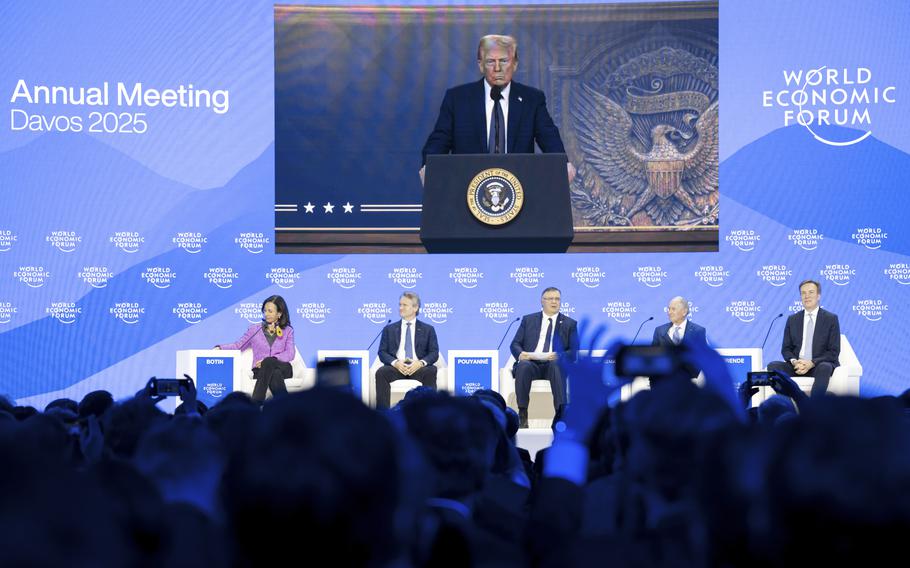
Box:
[672,326,682,345]
[405,322,414,360]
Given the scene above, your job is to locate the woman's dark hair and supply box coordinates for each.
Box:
[262,295,291,329]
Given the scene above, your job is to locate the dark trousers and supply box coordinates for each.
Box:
[252,357,293,401]
[375,364,437,410]
[514,360,566,411]
[767,360,835,397]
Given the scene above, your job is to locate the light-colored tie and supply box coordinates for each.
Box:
[800,314,815,360]
[405,322,414,359]
[672,326,682,345]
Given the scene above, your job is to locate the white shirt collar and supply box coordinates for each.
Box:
[484,80,511,101]
[804,307,819,318]
[670,319,688,334]
[541,310,559,321]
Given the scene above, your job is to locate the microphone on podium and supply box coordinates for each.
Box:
[761,313,784,350]
[630,316,654,345]
[367,319,392,350]
[497,317,521,351]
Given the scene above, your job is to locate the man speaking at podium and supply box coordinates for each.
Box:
[419,34,575,185]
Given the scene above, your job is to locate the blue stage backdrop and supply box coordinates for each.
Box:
[1,0,908,408]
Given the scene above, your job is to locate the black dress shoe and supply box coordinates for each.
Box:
[518,407,529,429]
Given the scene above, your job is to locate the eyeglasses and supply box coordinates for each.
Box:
[542,296,561,302]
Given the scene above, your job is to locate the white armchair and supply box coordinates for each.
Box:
[791,334,862,396]
[499,355,560,426]
[235,347,315,398]
[368,355,448,408]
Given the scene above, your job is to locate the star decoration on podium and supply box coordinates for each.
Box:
[303,202,315,213]
[323,202,335,213]
[343,202,354,213]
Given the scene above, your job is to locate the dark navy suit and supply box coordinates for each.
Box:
[375,319,439,409]
[768,308,840,397]
[651,320,708,379]
[509,312,579,411]
[421,79,566,165]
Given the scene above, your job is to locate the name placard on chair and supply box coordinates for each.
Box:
[317,350,371,404]
[176,349,242,411]
[449,350,498,396]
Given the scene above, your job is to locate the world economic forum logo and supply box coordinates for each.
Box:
[820,264,855,286]
[601,301,637,324]
[14,266,50,288]
[884,263,910,285]
[852,299,888,322]
[571,266,605,288]
[172,232,206,254]
[297,302,331,324]
[757,264,792,287]
[173,302,207,324]
[47,302,81,324]
[78,266,113,289]
[726,300,761,323]
[559,302,577,316]
[0,230,18,252]
[510,267,544,289]
[110,231,144,253]
[0,302,17,324]
[46,230,81,253]
[265,267,300,289]
[725,229,760,252]
[387,267,422,289]
[142,267,176,289]
[358,302,392,324]
[762,66,897,146]
[202,383,229,399]
[695,265,729,287]
[205,267,239,289]
[110,302,144,324]
[422,302,453,325]
[235,232,269,254]
[633,266,667,288]
[852,227,887,250]
[327,267,362,289]
[449,267,483,289]
[235,302,262,324]
[480,302,514,324]
[788,229,823,251]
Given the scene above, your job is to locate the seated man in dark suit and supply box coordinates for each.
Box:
[651,296,708,379]
[510,287,579,428]
[419,34,575,184]
[375,292,439,410]
[768,279,840,397]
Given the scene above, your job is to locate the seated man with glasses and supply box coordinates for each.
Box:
[419,34,575,185]
[510,287,579,428]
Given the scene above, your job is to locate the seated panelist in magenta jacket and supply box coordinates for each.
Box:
[215,295,296,402]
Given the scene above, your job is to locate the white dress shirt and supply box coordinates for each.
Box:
[534,311,558,353]
[668,319,688,343]
[395,317,420,363]
[799,307,819,360]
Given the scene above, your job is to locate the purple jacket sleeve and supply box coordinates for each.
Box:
[274,326,296,363]
[218,324,259,351]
